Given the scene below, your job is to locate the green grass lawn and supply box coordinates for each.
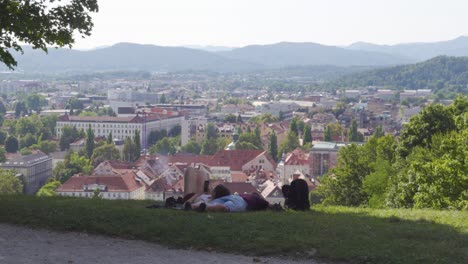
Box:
[0,195,466,264]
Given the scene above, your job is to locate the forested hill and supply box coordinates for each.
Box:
[331,56,468,95]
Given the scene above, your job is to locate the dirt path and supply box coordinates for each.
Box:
[0,224,323,264]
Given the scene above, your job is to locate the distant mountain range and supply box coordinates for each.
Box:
[4,36,468,73]
[347,36,468,61]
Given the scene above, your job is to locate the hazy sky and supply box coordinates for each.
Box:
[73,0,468,49]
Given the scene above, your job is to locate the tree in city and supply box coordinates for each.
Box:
[148,129,167,147]
[16,115,42,136]
[373,125,385,139]
[122,137,137,162]
[181,139,201,155]
[0,169,23,194]
[133,130,141,158]
[168,125,181,137]
[289,118,299,136]
[236,131,262,150]
[19,147,32,156]
[19,133,37,149]
[53,151,93,184]
[302,124,312,145]
[30,140,57,155]
[40,115,58,138]
[236,114,243,123]
[0,99,6,114]
[91,143,121,166]
[159,94,167,104]
[324,125,332,141]
[59,125,80,150]
[107,132,113,144]
[348,120,364,142]
[205,123,218,139]
[5,135,19,153]
[398,103,456,157]
[149,137,177,155]
[14,101,28,117]
[0,0,99,69]
[224,114,237,123]
[85,125,95,158]
[26,94,47,113]
[0,147,6,162]
[0,130,7,145]
[36,180,61,197]
[297,120,305,136]
[201,138,227,155]
[67,98,84,111]
[279,130,300,155]
[318,144,373,206]
[268,132,278,162]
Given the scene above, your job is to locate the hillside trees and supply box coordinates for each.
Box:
[317,96,467,210]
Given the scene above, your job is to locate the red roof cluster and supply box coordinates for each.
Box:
[57,172,144,192]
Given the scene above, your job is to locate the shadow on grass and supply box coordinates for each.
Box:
[0,195,466,264]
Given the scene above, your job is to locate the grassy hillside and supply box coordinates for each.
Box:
[0,195,466,264]
[331,56,468,97]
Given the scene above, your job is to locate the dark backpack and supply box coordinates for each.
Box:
[282,179,310,211]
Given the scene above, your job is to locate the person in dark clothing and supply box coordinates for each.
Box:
[282,179,310,210]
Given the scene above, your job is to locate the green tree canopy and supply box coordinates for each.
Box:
[268,132,278,162]
[0,169,23,194]
[0,0,99,69]
[0,147,6,162]
[149,137,177,155]
[5,135,18,153]
[122,137,137,162]
[181,139,201,155]
[36,180,61,197]
[91,143,121,166]
[85,125,95,158]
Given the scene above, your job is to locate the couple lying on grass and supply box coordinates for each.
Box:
[181,179,310,213]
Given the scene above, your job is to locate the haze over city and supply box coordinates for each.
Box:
[0,1,466,263]
[74,0,468,49]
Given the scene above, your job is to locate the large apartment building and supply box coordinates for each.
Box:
[56,113,184,149]
[0,152,53,195]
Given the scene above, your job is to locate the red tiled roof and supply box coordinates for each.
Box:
[285,149,309,166]
[57,172,144,192]
[207,150,265,171]
[231,171,248,182]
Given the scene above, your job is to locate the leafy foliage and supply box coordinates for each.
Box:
[180,139,201,154]
[149,137,178,155]
[36,181,61,197]
[91,144,120,166]
[0,169,23,194]
[0,0,99,69]
[318,96,467,210]
[268,132,278,162]
[5,135,18,153]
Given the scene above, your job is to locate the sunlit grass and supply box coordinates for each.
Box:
[0,195,466,264]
